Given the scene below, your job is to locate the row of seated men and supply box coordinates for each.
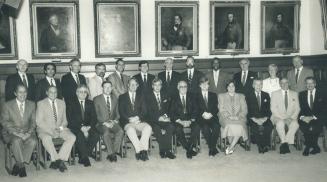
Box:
[1,56,326,178]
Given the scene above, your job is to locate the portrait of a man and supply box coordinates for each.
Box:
[156,2,198,56]
[31,1,79,58]
[261,1,300,54]
[210,2,249,55]
[0,12,17,59]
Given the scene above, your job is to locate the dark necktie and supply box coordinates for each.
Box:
[167,71,171,84]
[50,78,55,86]
[52,100,57,123]
[144,74,147,83]
[256,92,261,110]
[295,69,299,84]
[284,91,288,110]
[80,101,85,121]
[204,93,208,108]
[309,91,314,110]
[120,74,124,85]
[106,96,111,116]
[188,71,192,81]
[156,94,161,110]
[75,74,80,85]
[22,75,28,88]
[241,71,246,86]
[182,96,186,114]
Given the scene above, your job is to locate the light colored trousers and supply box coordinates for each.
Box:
[39,130,76,161]
[10,135,37,164]
[124,122,152,153]
[275,120,299,144]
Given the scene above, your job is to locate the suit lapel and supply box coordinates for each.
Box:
[13,101,23,120]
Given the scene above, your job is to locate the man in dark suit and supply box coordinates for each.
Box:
[61,58,87,102]
[246,79,273,153]
[299,77,326,156]
[1,85,37,177]
[170,80,200,159]
[94,81,124,162]
[157,58,180,97]
[206,57,230,95]
[133,61,155,94]
[66,85,99,166]
[196,77,220,156]
[35,63,62,102]
[118,78,152,161]
[144,78,176,159]
[233,58,257,94]
[180,56,204,94]
[5,59,35,101]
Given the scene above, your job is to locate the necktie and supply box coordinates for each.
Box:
[284,91,288,110]
[106,96,111,116]
[156,94,161,110]
[295,69,299,83]
[309,91,314,110]
[204,93,208,108]
[188,71,192,81]
[215,71,219,87]
[120,74,124,85]
[80,101,85,121]
[75,74,80,85]
[241,71,246,86]
[256,92,261,110]
[167,71,171,84]
[22,75,28,87]
[50,78,55,86]
[131,93,135,110]
[182,96,186,114]
[144,74,147,83]
[52,100,57,123]
[19,102,24,117]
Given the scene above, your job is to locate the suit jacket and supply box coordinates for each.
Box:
[270,89,300,124]
[94,94,120,132]
[246,91,271,119]
[88,75,104,100]
[218,93,247,128]
[299,89,327,122]
[180,69,204,94]
[233,71,257,94]
[66,98,97,132]
[61,73,87,101]
[169,92,197,122]
[5,73,36,101]
[206,70,230,96]
[144,91,171,126]
[157,70,180,97]
[118,91,146,127]
[35,77,62,102]
[106,71,130,97]
[1,99,36,142]
[287,67,314,92]
[195,91,219,123]
[36,98,69,138]
[133,73,155,94]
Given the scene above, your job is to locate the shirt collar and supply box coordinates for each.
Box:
[296,66,303,72]
[71,71,79,77]
[16,99,25,106]
[308,88,316,94]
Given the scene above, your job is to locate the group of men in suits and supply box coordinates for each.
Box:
[1,55,326,177]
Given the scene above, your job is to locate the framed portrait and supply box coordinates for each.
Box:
[261,1,300,54]
[0,13,17,60]
[210,1,250,55]
[320,0,327,49]
[155,1,199,57]
[30,0,80,59]
[94,0,141,57]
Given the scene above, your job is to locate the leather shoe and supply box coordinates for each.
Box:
[80,157,91,167]
[280,143,286,154]
[19,167,27,177]
[49,161,58,170]
[160,151,166,158]
[284,144,290,154]
[11,164,20,176]
[302,147,310,156]
[186,151,193,159]
[57,160,67,172]
[107,154,117,162]
[165,151,176,159]
[310,146,321,155]
[135,153,142,160]
[209,148,219,156]
[262,146,269,153]
[140,150,149,161]
[258,146,263,154]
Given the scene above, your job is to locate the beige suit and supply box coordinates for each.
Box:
[206,70,230,96]
[106,71,130,97]
[271,89,300,144]
[88,75,104,100]
[1,99,37,163]
[287,67,314,92]
[36,98,76,161]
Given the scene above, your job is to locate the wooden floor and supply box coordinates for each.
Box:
[1,139,327,182]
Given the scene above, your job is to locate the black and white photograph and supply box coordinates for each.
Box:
[0,12,17,59]
[210,1,250,55]
[321,0,327,49]
[156,1,198,56]
[94,0,140,57]
[261,1,300,54]
[30,0,80,58]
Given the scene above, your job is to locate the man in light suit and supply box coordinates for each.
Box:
[1,85,37,177]
[106,58,130,98]
[271,78,300,154]
[5,59,36,101]
[61,58,87,102]
[88,63,106,100]
[287,56,314,92]
[206,57,230,96]
[94,81,124,162]
[35,63,62,102]
[157,58,180,97]
[36,86,76,172]
[233,58,257,94]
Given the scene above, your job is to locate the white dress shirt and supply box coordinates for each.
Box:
[16,99,25,115]
[18,72,28,87]
[262,77,280,96]
[213,70,220,87]
[46,76,56,86]
[71,71,80,84]
[166,70,172,81]
[241,70,248,82]
[307,88,316,106]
